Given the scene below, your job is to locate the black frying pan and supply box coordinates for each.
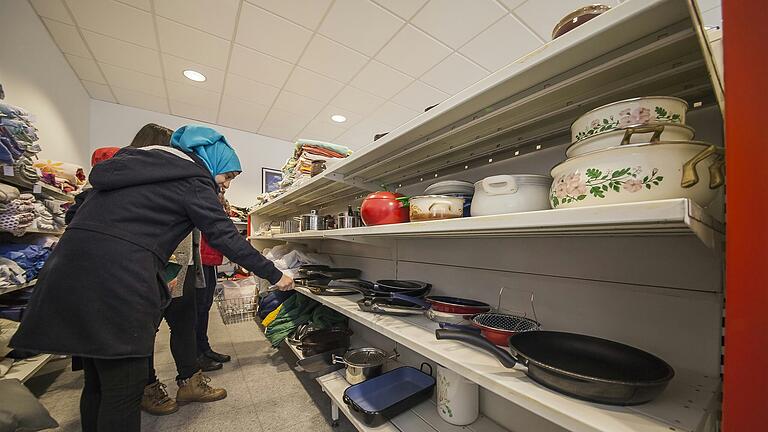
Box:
[295,268,362,286]
[435,329,674,406]
[328,279,431,306]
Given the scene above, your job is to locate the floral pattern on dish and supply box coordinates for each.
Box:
[551,166,664,207]
[574,106,683,141]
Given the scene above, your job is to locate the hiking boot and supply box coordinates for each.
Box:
[197,354,223,372]
[141,380,178,416]
[203,350,231,363]
[176,371,227,404]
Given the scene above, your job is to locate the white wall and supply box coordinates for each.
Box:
[0,0,91,167]
[89,100,293,207]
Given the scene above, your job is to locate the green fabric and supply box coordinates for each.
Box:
[264,294,347,347]
[161,262,182,284]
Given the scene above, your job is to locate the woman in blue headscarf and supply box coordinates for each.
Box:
[11,124,293,432]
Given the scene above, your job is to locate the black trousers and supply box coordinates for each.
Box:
[148,267,198,383]
[195,265,217,354]
[80,356,148,432]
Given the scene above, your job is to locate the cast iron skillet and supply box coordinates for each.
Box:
[435,329,674,406]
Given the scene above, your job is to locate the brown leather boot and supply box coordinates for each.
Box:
[141,380,178,416]
[175,371,227,404]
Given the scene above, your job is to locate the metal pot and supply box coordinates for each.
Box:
[332,348,397,384]
[300,210,326,231]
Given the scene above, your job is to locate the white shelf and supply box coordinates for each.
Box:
[294,287,720,432]
[2,354,53,383]
[0,279,37,296]
[250,199,723,248]
[24,226,65,236]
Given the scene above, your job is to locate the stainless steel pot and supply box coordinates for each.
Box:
[300,210,326,231]
[332,348,397,384]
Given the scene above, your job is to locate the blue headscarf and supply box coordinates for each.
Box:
[170,125,242,177]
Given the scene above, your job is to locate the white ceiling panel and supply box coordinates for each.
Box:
[112,86,169,113]
[412,0,506,49]
[391,80,448,111]
[460,14,542,71]
[369,101,419,129]
[236,3,313,63]
[162,54,225,93]
[421,53,489,94]
[42,18,91,58]
[82,30,162,76]
[298,35,369,83]
[335,126,375,150]
[330,86,385,116]
[696,0,721,12]
[154,0,240,40]
[228,44,293,88]
[166,80,221,107]
[701,7,722,27]
[155,17,230,69]
[497,0,526,11]
[223,74,280,106]
[283,67,345,103]
[259,108,309,141]
[376,25,451,77]
[100,63,166,95]
[217,95,270,133]
[81,80,116,102]
[65,0,157,49]
[64,54,105,83]
[350,61,412,100]
[319,0,404,56]
[273,91,325,119]
[245,0,333,29]
[30,0,74,24]
[372,0,428,20]
[169,99,219,123]
[115,0,150,11]
[298,117,347,142]
[513,0,617,41]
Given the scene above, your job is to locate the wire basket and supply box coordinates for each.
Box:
[214,280,260,325]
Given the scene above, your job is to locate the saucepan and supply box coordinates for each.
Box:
[332,347,399,384]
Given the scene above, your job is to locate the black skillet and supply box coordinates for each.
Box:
[328,279,431,306]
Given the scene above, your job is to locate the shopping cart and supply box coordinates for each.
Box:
[214,277,260,325]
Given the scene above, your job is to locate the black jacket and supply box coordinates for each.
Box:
[10,147,282,358]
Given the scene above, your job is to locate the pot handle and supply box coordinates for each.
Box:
[428,200,456,213]
[389,293,429,308]
[331,354,347,366]
[681,145,722,188]
[435,329,517,368]
[708,157,726,189]
[481,175,518,196]
[420,362,433,376]
[620,125,665,145]
[439,322,482,333]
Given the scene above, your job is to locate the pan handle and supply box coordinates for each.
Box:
[331,355,347,366]
[389,293,429,308]
[435,329,517,369]
[439,322,481,333]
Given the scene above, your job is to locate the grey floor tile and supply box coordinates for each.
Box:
[253,389,324,432]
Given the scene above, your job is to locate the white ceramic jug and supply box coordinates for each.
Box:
[437,365,479,426]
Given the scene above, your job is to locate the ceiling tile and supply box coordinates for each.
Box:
[223,74,280,106]
[696,0,721,12]
[228,44,292,88]
[375,25,450,77]
[236,3,313,63]
[283,67,345,103]
[259,108,309,141]
[318,0,404,56]
[273,91,324,118]
[65,0,157,48]
[64,54,105,83]
[100,63,165,95]
[81,80,116,102]
[497,0,526,10]
[245,0,332,29]
[421,53,488,94]
[42,18,91,58]
[82,30,162,76]
[298,117,347,142]
[371,0,427,20]
[30,0,74,24]
[701,6,722,27]
[162,54,225,93]
[154,0,240,39]
[165,80,220,107]
[112,86,169,113]
[218,95,270,132]
[370,102,419,129]
[350,60,412,99]
[330,86,385,116]
[513,0,611,41]
[115,0,151,11]
[412,0,506,49]
[156,17,230,69]
[335,126,375,150]
[169,99,218,123]
[391,80,448,112]
[460,15,542,71]
[316,105,363,128]
[298,35,368,83]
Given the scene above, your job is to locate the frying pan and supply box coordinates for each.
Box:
[357,298,427,316]
[388,295,492,315]
[328,279,431,306]
[435,329,674,405]
[294,268,362,287]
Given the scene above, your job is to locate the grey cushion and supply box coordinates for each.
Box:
[0,379,58,431]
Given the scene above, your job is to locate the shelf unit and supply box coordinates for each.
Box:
[293,287,720,432]
[0,278,36,296]
[1,174,75,202]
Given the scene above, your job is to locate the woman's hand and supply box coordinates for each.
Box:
[275,274,294,291]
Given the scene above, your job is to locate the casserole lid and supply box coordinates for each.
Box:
[425,180,474,195]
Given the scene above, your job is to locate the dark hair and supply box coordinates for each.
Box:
[129,123,173,148]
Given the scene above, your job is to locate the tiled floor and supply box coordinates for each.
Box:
[27,310,357,432]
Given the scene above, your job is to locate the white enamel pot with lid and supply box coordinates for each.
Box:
[409,195,465,221]
[566,124,695,158]
[470,175,552,217]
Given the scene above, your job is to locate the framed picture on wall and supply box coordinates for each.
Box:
[262,168,283,193]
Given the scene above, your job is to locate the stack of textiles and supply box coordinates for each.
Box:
[33,160,86,193]
[0,241,54,284]
[0,103,41,167]
[0,184,35,236]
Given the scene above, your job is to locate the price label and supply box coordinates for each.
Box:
[35,168,42,177]
[3,165,13,176]
[33,184,42,194]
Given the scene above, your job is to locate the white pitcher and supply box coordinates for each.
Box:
[437,365,479,425]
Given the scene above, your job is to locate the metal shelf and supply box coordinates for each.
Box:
[295,287,721,432]
[1,175,75,202]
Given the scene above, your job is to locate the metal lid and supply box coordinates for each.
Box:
[344,347,388,367]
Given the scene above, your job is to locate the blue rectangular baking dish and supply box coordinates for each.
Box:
[342,363,434,426]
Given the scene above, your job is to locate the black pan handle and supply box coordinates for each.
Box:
[435,329,517,369]
[420,362,433,376]
[390,293,429,308]
[439,322,481,333]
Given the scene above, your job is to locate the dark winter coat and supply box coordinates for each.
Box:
[10,147,283,359]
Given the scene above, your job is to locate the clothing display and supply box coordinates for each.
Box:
[263,294,346,347]
[0,243,52,281]
[0,103,40,167]
[33,159,86,192]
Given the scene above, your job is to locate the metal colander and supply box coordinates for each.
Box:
[473,313,540,333]
[344,348,389,367]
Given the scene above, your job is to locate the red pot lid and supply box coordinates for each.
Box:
[364,191,405,200]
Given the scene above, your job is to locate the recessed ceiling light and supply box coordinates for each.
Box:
[183,69,206,82]
[331,114,347,123]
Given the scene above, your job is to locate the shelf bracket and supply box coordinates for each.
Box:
[324,172,380,192]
